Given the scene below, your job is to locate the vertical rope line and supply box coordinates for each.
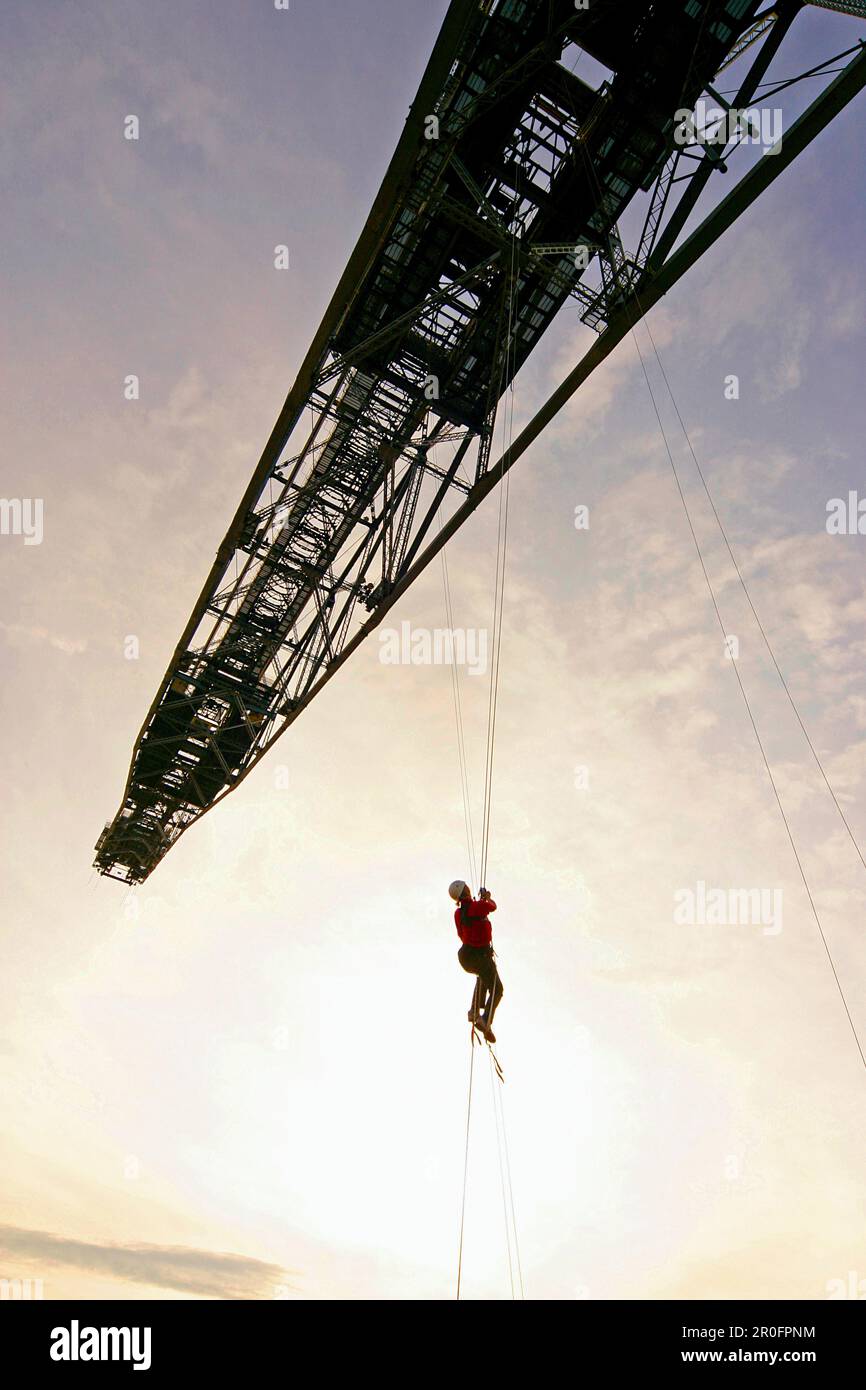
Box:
[479,135,523,887]
[574,111,866,1076]
[480,484,508,887]
[480,402,509,884]
[456,1035,476,1300]
[641,316,866,878]
[494,1070,525,1299]
[455,128,525,1306]
[630,325,866,1075]
[440,505,479,884]
[481,472,511,890]
[487,1045,515,1298]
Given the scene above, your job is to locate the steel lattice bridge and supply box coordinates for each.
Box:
[95,0,866,884]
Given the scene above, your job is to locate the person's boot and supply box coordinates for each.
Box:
[468,989,487,1026]
[479,1017,496,1044]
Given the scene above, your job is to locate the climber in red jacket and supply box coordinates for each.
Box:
[449,880,503,1043]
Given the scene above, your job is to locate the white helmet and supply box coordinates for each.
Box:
[448,879,468,901]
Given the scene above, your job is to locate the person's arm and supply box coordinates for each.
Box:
[477,889,496,913]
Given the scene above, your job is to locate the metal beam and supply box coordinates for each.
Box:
[105,0,481,824]
[807,1,866,16]
[225,42,866,789]
[648,2,800,271]
[95,5,866,881]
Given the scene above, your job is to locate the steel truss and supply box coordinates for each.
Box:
[95,0,866,882]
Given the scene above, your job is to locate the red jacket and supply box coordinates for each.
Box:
[455,896,497,948]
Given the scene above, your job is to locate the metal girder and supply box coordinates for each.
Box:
[95,0,866,884]
[644,2,801,274]
[239,38,866,781]
[715,14,779,75]
[314,253,502,389]
[807,0,866,16]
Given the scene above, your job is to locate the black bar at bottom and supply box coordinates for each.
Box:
[2,1297,863,1375]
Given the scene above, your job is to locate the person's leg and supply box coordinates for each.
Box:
[458,946,487,1020]
[484,959,504,1023]
[471,976,487,1020]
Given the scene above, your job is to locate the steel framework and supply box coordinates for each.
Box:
[95,0,866,883]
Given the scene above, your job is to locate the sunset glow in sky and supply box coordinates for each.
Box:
[2,0,866,1300]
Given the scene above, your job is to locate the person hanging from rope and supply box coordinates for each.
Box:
[448,880,503,1044]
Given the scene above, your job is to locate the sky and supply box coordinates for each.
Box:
[2,0,866,1301]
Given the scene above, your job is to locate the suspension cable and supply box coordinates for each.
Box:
[456,1033,476,1300]
[494,1061,525,1299]
[632,324,866,1074]
[641,316,866,877]
[488,1044,515,1298]
[443,502,522,1298]
[572,103,866,1076]
[453,130,528,1301]
[440,504,478,888]
[479,137,523,888]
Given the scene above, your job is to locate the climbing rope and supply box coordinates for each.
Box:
[568,98,866,1073]
[487,1042,515,1298]
[446,508,522,1294]
[446,516,518,1295]
[455,1025,476,1301]
[494,1059,524,1299]
[479,185,520,888]
[641,315,866,879]
[631,321,866,1074]
[440,509,478,888]
[446,161,525,1292]
[480,459,511,889]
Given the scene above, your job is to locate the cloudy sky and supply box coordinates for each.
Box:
[2,0,866,1300]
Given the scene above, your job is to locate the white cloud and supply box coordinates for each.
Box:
[0,622,87,655]
[0,1225,292,1299]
